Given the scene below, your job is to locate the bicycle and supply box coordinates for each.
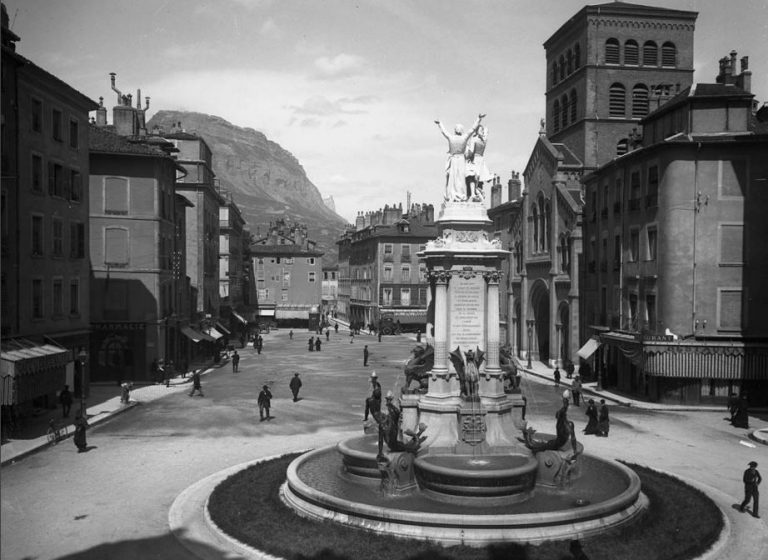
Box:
[46,419,68,445]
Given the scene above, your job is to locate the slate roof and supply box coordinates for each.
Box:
[89,125,172,157]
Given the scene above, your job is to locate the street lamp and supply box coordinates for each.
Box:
[77,348,88,416]
[526,319,535,369]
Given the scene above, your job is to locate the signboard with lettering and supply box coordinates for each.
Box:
[448,273,486,361]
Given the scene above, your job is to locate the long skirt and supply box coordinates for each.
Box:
[74,426,87,449]
[445,154,467,201]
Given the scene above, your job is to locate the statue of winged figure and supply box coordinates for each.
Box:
[449,346,485,398]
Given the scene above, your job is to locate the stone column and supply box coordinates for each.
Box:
[485,271,501,372]
[432,271,449,373]
[425,279,434,347]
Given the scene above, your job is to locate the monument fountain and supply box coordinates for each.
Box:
[281,115,646,546]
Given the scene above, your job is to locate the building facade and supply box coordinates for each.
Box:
[218,191,248,337]
[582,54,768,405]
[1,9,97,411]
[251,220,323,328]
[321,265,339,319]
[338,203,436,332]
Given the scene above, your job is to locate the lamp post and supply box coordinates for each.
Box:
[526,319,534,369]
[77,348,88,416]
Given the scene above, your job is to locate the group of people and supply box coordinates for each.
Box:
[308,336,322,351]
[728,392,751,428]
[583,398,610,437]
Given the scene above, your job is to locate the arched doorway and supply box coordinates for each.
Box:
[529,280,550,362]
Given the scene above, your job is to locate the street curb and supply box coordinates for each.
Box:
[0,401,138,467]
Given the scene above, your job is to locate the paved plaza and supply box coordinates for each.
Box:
[1,326,767,559]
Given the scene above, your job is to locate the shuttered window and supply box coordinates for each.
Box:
[105,177,129,214]
[643,42,658,66]
[661,42,677,67]
[624,40,639,65]
[609,83,626,117]
[605,39,620,64]
[105,227,129,265]
[632,84,649,118]
[720,224,744,265]
[718,290,742,330]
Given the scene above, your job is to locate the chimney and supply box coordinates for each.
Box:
[95,97,107,126]
[508,171,521,201]
[355,211,365,231]
[737,56,752,93]
[491,179,502,208]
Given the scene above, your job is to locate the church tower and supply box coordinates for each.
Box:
[544,1,697,170]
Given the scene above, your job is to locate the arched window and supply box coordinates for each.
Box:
[661,42,677,67]
[552,62,559,85]
[609,83,626,117]
[560,235,569,273]
[543,201,551,252]
[616,139,629,156]
[560,94,569,128]
[624,40,639,65]
[605,38,620,64]
[553,99,561,131]
[532,204,539,253]
[574,43,581,69]
[566,49,573,75]
[569,89,578,123]
[632,83,649,118]
[559,55,566,81]
[643,41,658,66]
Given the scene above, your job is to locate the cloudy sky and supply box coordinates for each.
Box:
[6,0,767,223]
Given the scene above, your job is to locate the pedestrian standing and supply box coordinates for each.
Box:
[364,345,369,366]
[739,461,761,518]
[732,393,750,428]
[378,331,382,343]
[189,370,204,397]
[554,367,561,388]
[571,375,582,406]
[308,337,314,351]
[232,350,240,372]
[350,331,354,344]
[258,384,273,421]
[120,382,132,404]
[597,399,609,437]
[334,323,339,334]
[289,330,294,340]
[150,358,159,384]
[583,399,598,435]
[326,329,330,342]
[416,330,421,343]
[289,373,302,402]
[315,338,321,352]
[257,335,263,355]
[59,385,73,418]
[73,412,88,452]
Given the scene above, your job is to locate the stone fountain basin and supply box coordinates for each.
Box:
[283,442,647,546]
[415,453,538,504]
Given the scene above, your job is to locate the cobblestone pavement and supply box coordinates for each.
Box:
[1,326,766,559]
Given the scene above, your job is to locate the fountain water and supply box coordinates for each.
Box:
[282,200,646,545]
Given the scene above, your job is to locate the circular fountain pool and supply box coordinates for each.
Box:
[282,439,647,545]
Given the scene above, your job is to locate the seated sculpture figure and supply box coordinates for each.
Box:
[403,344,434,392]
[521,398,572,453]
[449,346,485,398]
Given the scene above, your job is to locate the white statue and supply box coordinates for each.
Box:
[465,125,491,201]
[435,114,485,202]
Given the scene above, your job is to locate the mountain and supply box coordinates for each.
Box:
[147,110,347,266]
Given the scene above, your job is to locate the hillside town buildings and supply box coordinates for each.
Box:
[337,203,436,333]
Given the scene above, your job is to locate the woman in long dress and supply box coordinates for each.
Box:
[73,412,88,452]
[435,114,485,202]
[583,399,599,434]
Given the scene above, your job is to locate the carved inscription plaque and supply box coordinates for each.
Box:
[448,274,485,356]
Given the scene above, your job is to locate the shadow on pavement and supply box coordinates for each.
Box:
[53,529,220,560]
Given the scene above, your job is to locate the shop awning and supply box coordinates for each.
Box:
[0,339,70,405]
[644,344,768,380]
[393,310,427,323]
[577,338,601,359]
[207,328,224,340]
[180,327,215,343]
[257,309,276,317]
[231,311,247,324]
[215,322,231,335]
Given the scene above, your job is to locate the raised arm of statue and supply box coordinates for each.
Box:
[435,120,449,140]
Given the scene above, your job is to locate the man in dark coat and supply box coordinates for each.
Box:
[554,367,561,387]
[315,337,321,351]
[189,370,204,397]
[73,412,88,452]
[739,461,761,518]
[363,345,369,366]
[731,393,750,428]
[289,373,302,402]
[597,399,609,437]
[364,371,382,421]
[571,375,582,406]
[326,329,330,341]
[334,323,339,334]
[583,399,599,435]
[308,337,314,351]
[258,384,273,421]
[232,350,240,372]
[59,385,73,418]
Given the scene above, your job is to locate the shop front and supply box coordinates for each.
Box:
[90,322,147,383]
[0,339,71,410]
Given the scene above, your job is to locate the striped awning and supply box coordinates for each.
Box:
[215,322,231,335]
[231,311,247,324]
[180,327,215,343]
[207,328,224,341]
[0,339,70,405]
[577,338,601,359]
[643,344,768,380]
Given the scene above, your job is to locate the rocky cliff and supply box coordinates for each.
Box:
[147,110,347,265]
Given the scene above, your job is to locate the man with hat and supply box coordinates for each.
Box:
[364,371,382,422]
[740,461,762,518]
[289,373,302,402]
[258,384,273,422]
